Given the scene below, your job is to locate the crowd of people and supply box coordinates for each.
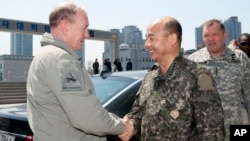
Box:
[92,57,133,74]
[26,1,250,141]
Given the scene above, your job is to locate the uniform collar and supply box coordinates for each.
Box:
[40,32,80,60]
[210,46,237,61]
[153,54,184,80]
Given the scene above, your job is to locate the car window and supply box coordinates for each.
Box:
[92,76,136,103]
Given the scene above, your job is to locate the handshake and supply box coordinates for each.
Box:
[118,115,136,141]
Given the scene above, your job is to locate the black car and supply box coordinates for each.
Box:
[0,70,147,141]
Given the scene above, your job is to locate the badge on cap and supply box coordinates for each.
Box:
[170,110,179,119]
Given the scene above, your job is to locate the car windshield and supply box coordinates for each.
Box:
[92,76,136,103]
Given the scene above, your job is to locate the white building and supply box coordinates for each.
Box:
[0,55,33,82]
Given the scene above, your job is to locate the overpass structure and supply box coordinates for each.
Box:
[0,18,119,62]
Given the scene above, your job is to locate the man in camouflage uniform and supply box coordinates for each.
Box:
[188,19,250,141]
[122,16,225,141]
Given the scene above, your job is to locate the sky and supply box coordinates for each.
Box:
[0,0,249,67]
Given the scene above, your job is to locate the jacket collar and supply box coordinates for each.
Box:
[40,32,80,60]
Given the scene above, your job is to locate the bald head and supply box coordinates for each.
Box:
[149,16,182,43]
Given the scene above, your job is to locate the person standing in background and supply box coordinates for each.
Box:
[114,58,123,72]
[113,59,118,72]
[188,19,250,141]
[229,33,250,58]
[104,58,112,72]
[26,1,133,141]
[126,58,132,71]
[93,58,99,74]
[116,59,123,72]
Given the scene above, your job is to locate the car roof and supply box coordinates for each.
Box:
[0,70,149,121]
[98,70,148,80]
[0,103,27,121]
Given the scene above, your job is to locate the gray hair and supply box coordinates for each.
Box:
[49,2,82,28]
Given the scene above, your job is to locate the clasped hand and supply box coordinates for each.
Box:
[118,115,135,141]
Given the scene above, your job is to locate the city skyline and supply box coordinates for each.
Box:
[11,33,33,56]
[1,0,250,65]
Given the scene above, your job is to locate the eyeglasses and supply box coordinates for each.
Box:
[240,42,248,47]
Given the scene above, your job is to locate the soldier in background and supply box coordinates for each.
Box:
[126,59,133,71]
[229,33,250,58]
[114,58,123,72]
[120,16,225,141]
[188,19,250,141]
[104,58,112,72]
[92,58,99,74]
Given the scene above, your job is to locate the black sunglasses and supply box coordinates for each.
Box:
[240,42,249,47]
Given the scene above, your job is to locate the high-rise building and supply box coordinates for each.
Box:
[10,33,33,56]
[195,27,204,49]
[224,16,241,45]
[104,29,121,53]
[121,25,144,49]
[106,26,144,50]
[103,25,154,71]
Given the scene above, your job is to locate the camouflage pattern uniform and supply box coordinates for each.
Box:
[127,55,225,141]
[188,46,250,141]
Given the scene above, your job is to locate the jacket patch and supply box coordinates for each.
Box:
[62,70,82,91]
[198,73,214,90]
